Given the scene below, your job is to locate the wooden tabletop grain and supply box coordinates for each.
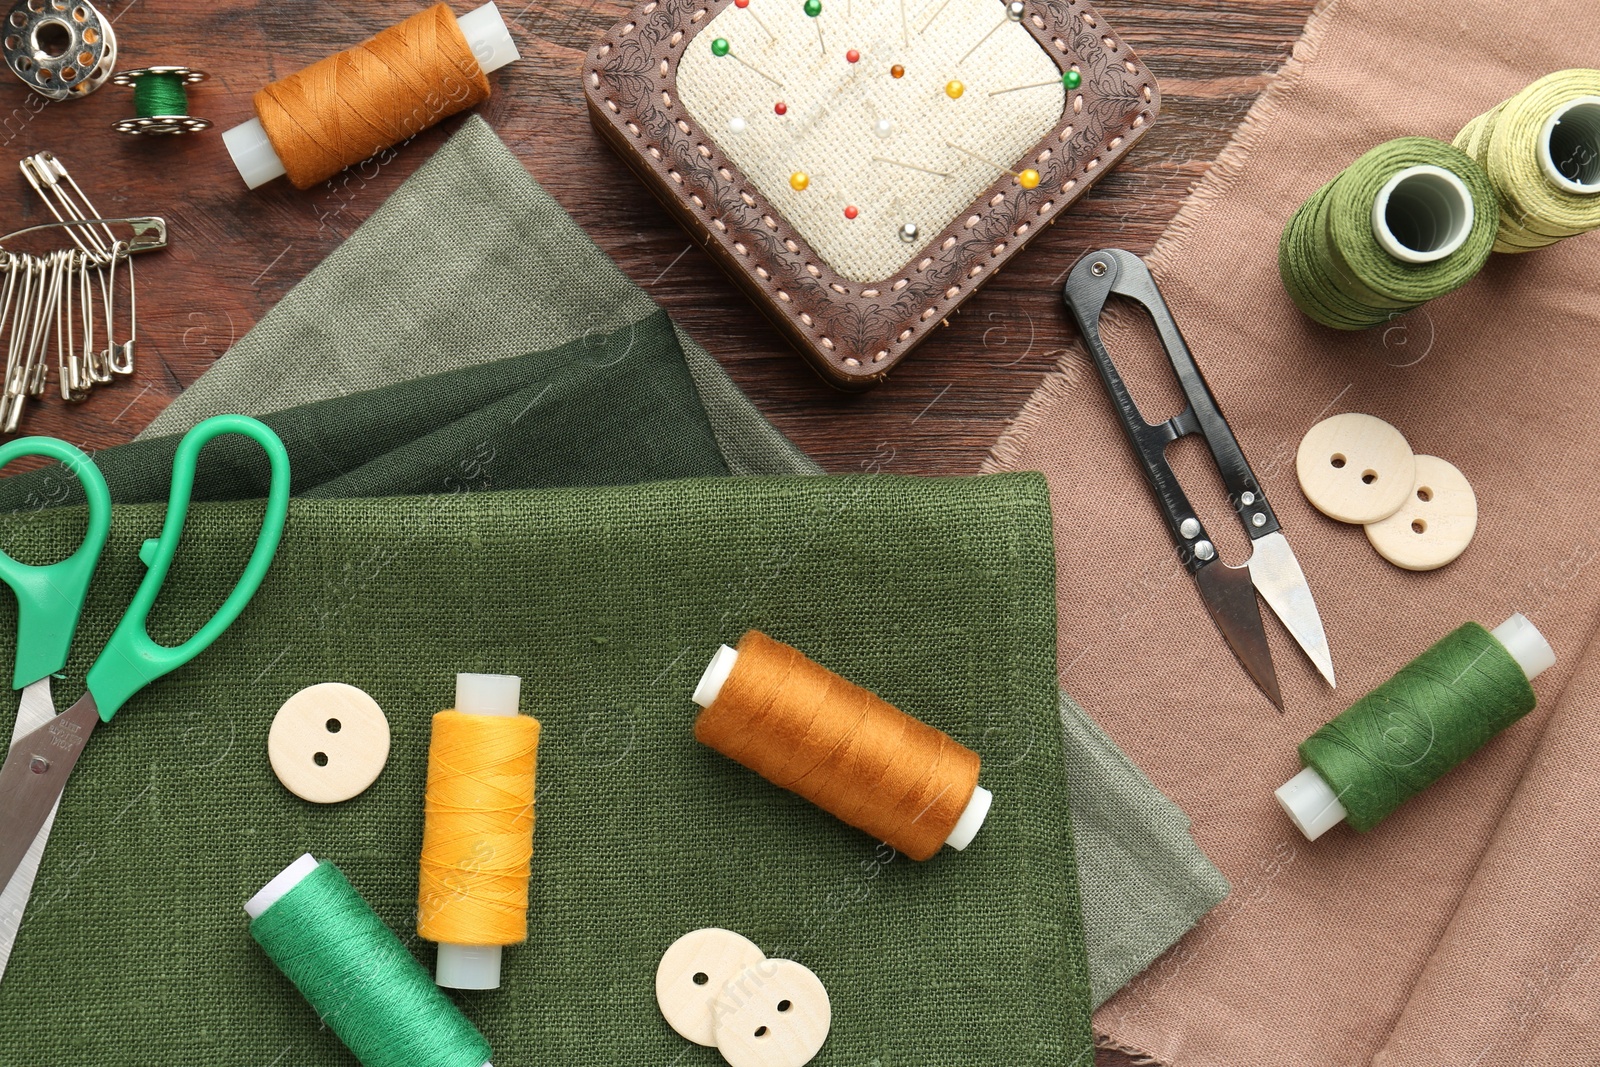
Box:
[0,1,1314,1059]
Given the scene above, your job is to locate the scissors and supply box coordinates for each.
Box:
[0,414,289,979]
[1062,249,1334,709]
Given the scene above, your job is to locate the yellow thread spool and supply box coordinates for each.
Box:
[418,673,540,990]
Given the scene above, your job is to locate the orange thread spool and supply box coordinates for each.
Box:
[418,674,540,990]
[253,3,491,189]
[692,630,990,861]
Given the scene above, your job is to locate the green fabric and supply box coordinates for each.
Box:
[0,474,1093,1066]
[141,115,817,480]
[113,113,1226,1007]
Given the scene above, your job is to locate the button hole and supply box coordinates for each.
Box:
[1330,454,1346,468]
[1361,470,1377,484]
[754,1026,769,1038]
[777,1000,792,1012]
[1417,487,1432,502]
[313,752,329,766]
[325,718,342,733]
[692,972,709,986]
[1411,519,1427,534]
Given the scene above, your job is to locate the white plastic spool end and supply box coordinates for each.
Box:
[1539,96,1600,194]
[1278,612,1554,841]
[692,646,994,851]
[1371,164,1475,264]
[431,672,523,990]
[436,942,503,990]
[1490,612,1556,682]
[1275,767,1348,842]
[224,2,520,188]
[455,672,521,717]
[693,645,740,707]
[222,118,287,190]
[244,852,320,918]
[458,2,521,74]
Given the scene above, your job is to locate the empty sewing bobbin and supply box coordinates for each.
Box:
[2,0,117,100]
[692,632,993,861]
[112,66,210,135]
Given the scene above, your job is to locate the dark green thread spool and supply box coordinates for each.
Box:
[1278,137,1498,330]
[246,855,494,1067]
[1277,614,1553,839]
[112,65,211,136]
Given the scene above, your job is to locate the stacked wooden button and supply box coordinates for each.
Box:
[657,928,832,1067]
[1296,413,1477,570]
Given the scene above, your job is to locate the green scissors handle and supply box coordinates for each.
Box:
[85,415,291,721]
[0,438,112,689]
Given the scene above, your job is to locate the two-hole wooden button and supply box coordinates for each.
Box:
[1364,455,1477,570]
[657,928,832,1067]
[1297,413,1417,524]
[268,683,391,804]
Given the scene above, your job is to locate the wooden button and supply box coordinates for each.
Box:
[1296,413,1416,524]
[656,928,766,1046]
[268,683,391,804]
[1364,455,1477,570]
[712,958,831,1067]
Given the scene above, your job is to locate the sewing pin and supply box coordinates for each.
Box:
[733,0,778,45]
[989,68,1082,96]
[919,0,954,34]
[962,1,1023,64]
[945,141,1041,187]
[804,0,825,55]
[712,38,785,87]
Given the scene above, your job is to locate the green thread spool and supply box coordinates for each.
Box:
[1277,614,1554,840]
[1278,137,1498,330]
[1454,68,1600,252]
[111,65,212,136]
[246,855,494,1067]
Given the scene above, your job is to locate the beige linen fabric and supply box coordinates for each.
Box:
[985,0,1600,1062]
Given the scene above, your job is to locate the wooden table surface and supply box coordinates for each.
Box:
[0,0,1314,1060]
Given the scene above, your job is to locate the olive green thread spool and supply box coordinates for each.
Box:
[1277,614,1554,840]
[112,65,211,136]
[1278,137,1498,330]
[246,854,495,1067]
[1454,69,1600,252]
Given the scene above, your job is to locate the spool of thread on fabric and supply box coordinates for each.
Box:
[1278,137,1497,330]
[418,673,540,990]
[246,854,495,1067]
[1453,69,1600,252]
[692,630,992,861]
[1276,614,1554,841]
[222,3,520,189]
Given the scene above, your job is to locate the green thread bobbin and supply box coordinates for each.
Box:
[247,856,493,1067]
[1278,137,1498,330]
[112,65,211,136]
[1277,615,1553,840]
[1453,68,1600,252]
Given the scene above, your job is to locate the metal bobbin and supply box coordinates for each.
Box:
[111,66,211,135]
[2,0,116,101]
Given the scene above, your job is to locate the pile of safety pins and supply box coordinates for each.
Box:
[0,152,167,432]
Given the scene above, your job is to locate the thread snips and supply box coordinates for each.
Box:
[1062,248,1334,709]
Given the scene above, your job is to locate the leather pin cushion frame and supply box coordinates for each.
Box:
[584,0,1159,389]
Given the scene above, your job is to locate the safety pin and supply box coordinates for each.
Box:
[19,153,118,265]
[0,216,168,256]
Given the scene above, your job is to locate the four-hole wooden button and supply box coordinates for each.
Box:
[1297,413,1416,524]
[268,683,391,804]
[657,928,767,1046]
[1364,455,1477,570]
[712,958,832,1067]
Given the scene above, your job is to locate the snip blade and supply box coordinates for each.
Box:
[0,693,97,894]
[1194,560,1282,710]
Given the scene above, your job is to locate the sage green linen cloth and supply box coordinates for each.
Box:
[115,114,1225,1005]
[0,474,1093,1065]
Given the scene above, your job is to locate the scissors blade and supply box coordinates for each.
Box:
[1248,531,1336,689]
[0,679,63,980]
[1193,559,1282,710]
[0,692,97,895]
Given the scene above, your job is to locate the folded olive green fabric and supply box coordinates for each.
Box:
[0,474,1093,1066]
[114,113,1225,1005]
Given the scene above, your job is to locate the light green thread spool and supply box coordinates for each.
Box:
[246,855,494,1067]
[1454,68,1600,252]
[1277,614,1554,840]
[1278,137,1498,330]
